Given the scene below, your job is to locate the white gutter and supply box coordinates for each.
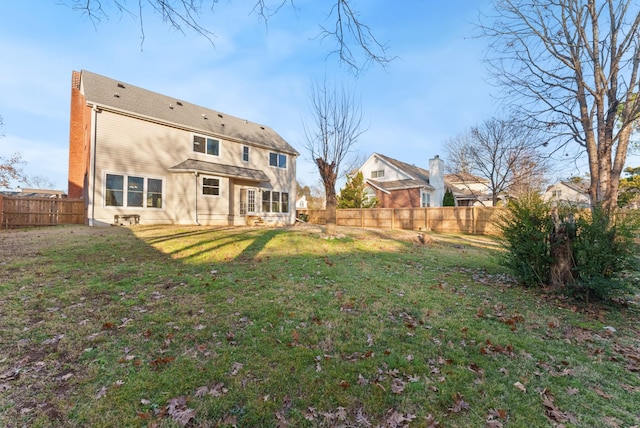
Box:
[194,172,200,225]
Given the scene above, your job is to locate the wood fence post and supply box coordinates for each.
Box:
[472,206,477,235]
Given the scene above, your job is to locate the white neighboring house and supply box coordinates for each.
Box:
[295,195,308,209]
[444,173,499,206]
[544,180,591,207]
[353,153,445,208]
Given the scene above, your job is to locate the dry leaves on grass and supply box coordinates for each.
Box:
[540,388,577,426]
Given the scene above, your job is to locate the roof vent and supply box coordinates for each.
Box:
[169,104,174,109]
[113,92,120,98]
[217,113,223,118]
[260,126,265,130]
[176,101,183,106]
[117,83,125,88]
[202,114,208,120]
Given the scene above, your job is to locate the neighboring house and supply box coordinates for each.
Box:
[0,188,67,198]
[354,153,445,208]
[444,173,499,207]
[295,195,308,209]
[68,70,298,226]
[544,180,591,207]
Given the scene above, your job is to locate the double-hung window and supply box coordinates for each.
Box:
[203,177,220,196]
[193,135,220,156]
[105,174,163,208]
[421,191,431,208]
[262,191,289,213]
[269,152,286,169]
[242,146,250,162]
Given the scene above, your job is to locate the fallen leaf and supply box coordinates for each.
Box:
[566,387,579,395]
[166,396,196,427]
[592,387,612,399]
[513,381,527,393]
[449,392,470,413]
[95,386,107,399]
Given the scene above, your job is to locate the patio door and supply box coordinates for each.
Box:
[239,188,256,215]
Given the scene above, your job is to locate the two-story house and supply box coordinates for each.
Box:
[68,70,298,226]
[354,153,445,208]
[544,180,591,207]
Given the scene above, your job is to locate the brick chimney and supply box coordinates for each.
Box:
[67,71,90,199]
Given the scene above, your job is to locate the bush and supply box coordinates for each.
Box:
[499,195,640,302]
[499,193,554,287]
[571,207,640,300]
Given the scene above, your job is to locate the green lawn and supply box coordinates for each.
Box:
[0,224,638,427]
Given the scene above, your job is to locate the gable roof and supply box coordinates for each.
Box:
[445,172,489,184]
[367,153,434,191]
[546,180,590,194]
[78,70,298,156]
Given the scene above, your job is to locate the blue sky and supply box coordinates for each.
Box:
[1,1,634,192]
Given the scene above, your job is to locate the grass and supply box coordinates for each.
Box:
[0,224,639,427]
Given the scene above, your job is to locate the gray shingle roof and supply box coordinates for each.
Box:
[79,70,298,155]
[373,153,432,186]
[169,159,270,182]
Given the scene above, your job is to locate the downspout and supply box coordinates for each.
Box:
[89,106,99,226]
[194,171,200,225]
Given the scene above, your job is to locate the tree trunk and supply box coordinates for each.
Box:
[316,157,338,236]
[549,209,575,288]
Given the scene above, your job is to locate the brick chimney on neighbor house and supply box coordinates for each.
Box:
[429,155,445,207]
[67,70,91,199]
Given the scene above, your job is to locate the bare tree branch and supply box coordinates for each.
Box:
[302,78,365,234]
[480,0,640,210]
[445,117,551,205]
[68,0,394,71]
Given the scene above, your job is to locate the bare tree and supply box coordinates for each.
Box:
[69,0,392,72]
[481,0,640,211]
[303,79,365,235]
[445,117,550,205]
[0,153,25,189]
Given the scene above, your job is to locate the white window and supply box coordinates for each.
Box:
[269,152,287,169]
[262,191,289,212]
[193,135,220,156]
[421,191,430,208]
[105,174,163,208]
[371,170,384,179]
[203,177,220,196]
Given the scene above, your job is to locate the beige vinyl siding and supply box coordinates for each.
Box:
[90,110,297,226]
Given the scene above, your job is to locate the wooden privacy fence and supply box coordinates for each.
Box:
[297,207,507,235]
[0,195,85,229]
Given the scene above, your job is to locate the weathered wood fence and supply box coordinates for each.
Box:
[297,207,507,235]
[0,195,85,229]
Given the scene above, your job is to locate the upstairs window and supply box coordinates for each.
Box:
[193,135,220,156]
[242,146,250,162]
[269,152,287,169]
[371,170,384,179]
